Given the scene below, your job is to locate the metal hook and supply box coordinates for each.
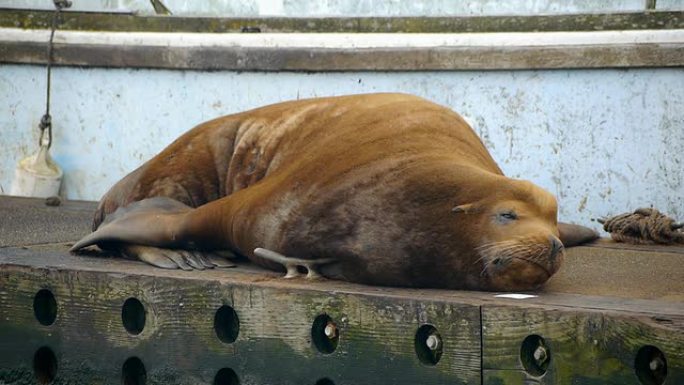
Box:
[38,115,52,148]
[53,0,72,10]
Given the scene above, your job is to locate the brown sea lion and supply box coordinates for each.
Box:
[71,93,597,291]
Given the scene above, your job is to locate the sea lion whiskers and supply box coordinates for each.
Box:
[475,239,525,253]
[515,246,554,275]
[475,242,530,270]
[474,240,529,260]
[476,237,553,277]
[477,240,527,277]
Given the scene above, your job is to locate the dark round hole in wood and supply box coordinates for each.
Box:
[635,345,667,385]
[213,367,240,385]
[315,378,335,385]
[311,314,339,354]
[33,289,57,326]
[33,346,57,384]
[122,356,146,385]
[214,305,240,343]
[121,297,146,335]
[520,334,550,377]
[414,324,443,366]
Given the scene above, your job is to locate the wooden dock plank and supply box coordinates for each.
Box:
[482,306,684,384]
[0,246,481,385]
[546,245,684,302]
[0,196,96,247]
[3,10,683,34]
[0,196,682,384]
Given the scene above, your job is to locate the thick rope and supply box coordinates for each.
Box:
[600,208,684,245]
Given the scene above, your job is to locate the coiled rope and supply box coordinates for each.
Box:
[599,208,684,245]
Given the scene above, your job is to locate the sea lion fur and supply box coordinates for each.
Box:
[71,93,598,291]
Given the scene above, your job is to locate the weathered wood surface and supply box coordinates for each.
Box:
[2,245,483,385]
[483,307,683,384]
[0,196,683,384]
[2,9,682,33]
[546,241,684,301]
[3,33,683,71]
[0,196,96,248]
[3,9,683,71]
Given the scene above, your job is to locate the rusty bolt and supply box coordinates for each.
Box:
[649,357,664,371]
[533,345,548,365]
[324,321,337,339]
[426,333,441,351]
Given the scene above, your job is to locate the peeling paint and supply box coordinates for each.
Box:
[0,65,682,229]
[3,0,683,17]
[576,196,587,213]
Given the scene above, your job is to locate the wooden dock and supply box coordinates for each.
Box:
[0,195,682,385]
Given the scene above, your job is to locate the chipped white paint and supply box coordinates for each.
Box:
[0,65,682,231]
[3,0,679,16]
[4,27,684,50]
[5,28,684,49]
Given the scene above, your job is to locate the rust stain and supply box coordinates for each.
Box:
[578,196,588,212]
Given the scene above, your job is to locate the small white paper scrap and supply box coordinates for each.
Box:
[494,293,538,299]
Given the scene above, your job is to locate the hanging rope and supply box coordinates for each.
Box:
[599,208,684,245]
[39,0,72,149]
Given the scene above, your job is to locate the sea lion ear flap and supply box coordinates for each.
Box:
[451,203,478,214]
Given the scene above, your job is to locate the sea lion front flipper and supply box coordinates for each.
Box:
[72,197,240,270]
[558,222,600,247]
[253,248,335,279]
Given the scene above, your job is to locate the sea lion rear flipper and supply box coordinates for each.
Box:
[122,245,237,270]
[121,245,185,269]
[206,251,240,267]
[253,248,335,279]
[72,197,194,251]
[558,222,600,247]
[71,197,238,270]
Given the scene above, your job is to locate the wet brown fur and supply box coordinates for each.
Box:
[85,93,595,290]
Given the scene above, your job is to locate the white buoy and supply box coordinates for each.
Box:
[10,143,63,198]
[9,1,71,199]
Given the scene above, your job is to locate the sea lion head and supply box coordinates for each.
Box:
[453,178,563,291]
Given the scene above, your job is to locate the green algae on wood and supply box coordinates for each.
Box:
[0,265,480,385]
[1,9,682,33]
[482,306,684,384]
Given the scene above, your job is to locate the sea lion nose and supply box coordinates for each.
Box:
[549,236,564,261]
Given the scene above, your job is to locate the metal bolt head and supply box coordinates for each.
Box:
[324,322,337,339]
[54,0,72,9]
[533,345,548,364]
[649,357,664,371]
[426,334,441,351]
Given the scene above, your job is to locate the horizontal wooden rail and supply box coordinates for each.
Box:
[2,9,682,33]
[2,28,683,71]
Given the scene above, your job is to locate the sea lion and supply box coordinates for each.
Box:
[71,93,597,291]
